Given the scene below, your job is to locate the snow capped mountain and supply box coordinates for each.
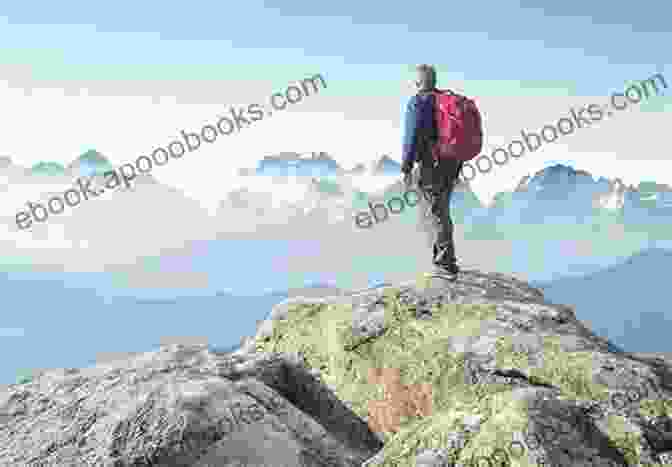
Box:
[66,149,114,177]
[228,158,672,233]
[515,163,595,198]
[481,163,672,231]
[516,165,640,212]
[487,164,634,225]
[254,152,344,176]
[239,152,405,178]
[5,146,672,242]
[515,170,672,222]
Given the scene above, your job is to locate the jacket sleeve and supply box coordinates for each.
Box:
[401,96,418,174]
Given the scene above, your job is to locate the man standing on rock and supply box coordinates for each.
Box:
[401,64,483,278]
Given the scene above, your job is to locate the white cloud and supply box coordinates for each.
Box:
[0,76,669,234]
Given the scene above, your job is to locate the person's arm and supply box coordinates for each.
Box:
[401,96,419,174]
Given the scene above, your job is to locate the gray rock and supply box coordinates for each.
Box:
[309,271,672,465]
[351,304,387,340]
[361,449,385,467]
[0,345,382,466]
[5,268,672,466]
[415,447,453,466]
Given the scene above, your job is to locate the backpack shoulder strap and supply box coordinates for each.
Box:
[454,94,477,115]
[436,89,471,109]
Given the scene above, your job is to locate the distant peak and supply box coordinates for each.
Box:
[371,155,401,174]
[517,163,596,189]
[262,151,337,161]
[533,163,591,177]
[67,149,114,175]
[70,149,110,167]
[30,161,66,175]
[376,154,396,162]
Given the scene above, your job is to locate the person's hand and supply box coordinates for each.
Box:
[402,171,413,187]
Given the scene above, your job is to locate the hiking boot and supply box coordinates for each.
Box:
[434,262,459,276]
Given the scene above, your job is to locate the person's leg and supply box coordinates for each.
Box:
[415,163,439,254]
[433,187,456,267]
[432,159,461,271]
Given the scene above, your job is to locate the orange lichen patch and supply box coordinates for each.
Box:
[366,367,434,433]
[408,382,434,417]
[367,399,403,433]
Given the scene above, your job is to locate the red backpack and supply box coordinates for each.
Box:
[431,90,483,162]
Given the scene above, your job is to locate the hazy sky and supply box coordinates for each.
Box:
[0,0,670,209]
[0,1,670,380]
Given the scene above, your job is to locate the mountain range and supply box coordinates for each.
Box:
[486,163,672,226]
[6,150,672,258]
[2,149,671,387]
[238,152,402,176]
[239,153,672,224]
[27,149,115,178]
[532,247,672,353]
[13,150,672,228]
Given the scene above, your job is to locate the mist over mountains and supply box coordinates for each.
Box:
[10,148,672,223]
[237,152,402,177]
[1,149,670,385]
[237,152,672,222]
[4,149,672,253]
[4,149,672,259]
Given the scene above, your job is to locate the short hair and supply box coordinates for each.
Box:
[416,64,437,88]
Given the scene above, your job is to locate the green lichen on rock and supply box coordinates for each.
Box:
[255,289,540,465]
[494,336,609,402]
[492,336,672,465]
[253,279,672,466]
[640,397,672,420]
[605,414,644,466]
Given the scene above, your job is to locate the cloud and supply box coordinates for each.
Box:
[0,161,218,270]
[1,72,669,213]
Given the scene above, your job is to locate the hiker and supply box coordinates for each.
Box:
[401,64,483,277]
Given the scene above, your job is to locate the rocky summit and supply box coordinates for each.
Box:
[2,269,672,466]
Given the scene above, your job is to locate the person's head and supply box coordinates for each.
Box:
[415,64,437,92]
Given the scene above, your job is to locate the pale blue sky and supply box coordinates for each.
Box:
[1,0,669,92]
[0,0,670,210]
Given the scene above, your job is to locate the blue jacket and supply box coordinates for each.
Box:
[402,91,437,174]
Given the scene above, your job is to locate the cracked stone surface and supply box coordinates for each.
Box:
[248,269,672,466]
[0,346,382,466]
[3,268,671,466]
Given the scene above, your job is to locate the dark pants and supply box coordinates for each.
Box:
[414,157,463,267]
